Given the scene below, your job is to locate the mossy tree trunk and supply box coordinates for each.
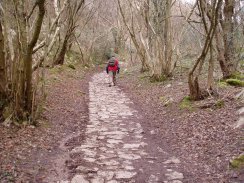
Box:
[24,0,45,111]
[0,20,6,99]
[54,35,69,65]
[12,0,45,119]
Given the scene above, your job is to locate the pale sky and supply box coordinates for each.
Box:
[182,0,195,4]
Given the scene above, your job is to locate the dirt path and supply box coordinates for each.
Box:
[54,72,183,183]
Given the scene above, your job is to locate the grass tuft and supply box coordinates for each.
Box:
[230,155,244,169]
[180,96,192,110]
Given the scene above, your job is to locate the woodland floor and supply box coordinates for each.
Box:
[119,65,244,183]
[0,63,243,183]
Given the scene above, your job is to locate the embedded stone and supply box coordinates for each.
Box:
[97,171,114,180]
[115,171,137,179]
[71,175,89,183]
[124,165,135,170]
[123,144,140,149]
[164,157,181,164]
[107,139,123,144]
[119,153,141,160]
[165,171,184,180]
[84,157,96,162]
[148,174,159,183]
[91,177,105,183]
[107,180,118,183]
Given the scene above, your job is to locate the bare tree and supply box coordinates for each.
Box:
[1,0,47,119]
[188,0,221,100]
[32,0,69,70]
[53,0,85,65]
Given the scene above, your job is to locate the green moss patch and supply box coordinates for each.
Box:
[150,75,166,83]
[67,64,76,70]
[215,99,225,109]
[180,96,192,110]
[217,81,228,88]
[49,65,65,74]
[229,72,244,80]
[66,50,81,63]
[230,155,244,169]
[226,79,244,87]
[139,74,150,80]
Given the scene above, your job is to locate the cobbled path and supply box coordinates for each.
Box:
[60,72,184,183]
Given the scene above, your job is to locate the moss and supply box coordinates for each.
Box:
[3,106,13,119]
[230,155,244,169]
[68,64,76,70]
[180,96,192,110]
[0,100,4,108]
[229,72,244,80]
[150,75,166,83]
[139,74,150,80]
[240,60,244,68]
[50,65,65,74]
[217,81,228,88]
[66,50,81,63]
[215,100,225,108]
[226,79,244,87]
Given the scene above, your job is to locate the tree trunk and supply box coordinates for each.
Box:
[117,0,150,72]
[14,0,28,116]
[53,0,84,66]
[32,0,68,71]
[222,0,236,78]
[215,25,231,78]
[12,0,45,118]
[189,75,201,100]
[203,0,235,79]
[24,0,45,111]
[207,44,214,90]
[53,36,69,65]
[164,0,173,77]
[0,20,6,98]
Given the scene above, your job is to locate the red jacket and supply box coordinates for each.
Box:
[106,59,120,72]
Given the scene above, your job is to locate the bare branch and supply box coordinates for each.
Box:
[27,1,38,20]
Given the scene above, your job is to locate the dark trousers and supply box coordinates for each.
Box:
[109,71,117,85]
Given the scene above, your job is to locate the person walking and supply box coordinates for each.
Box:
[106,55,120,87]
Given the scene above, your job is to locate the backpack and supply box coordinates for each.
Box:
[108,57,116,67]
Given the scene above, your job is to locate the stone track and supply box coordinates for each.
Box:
[59,72,184,183]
